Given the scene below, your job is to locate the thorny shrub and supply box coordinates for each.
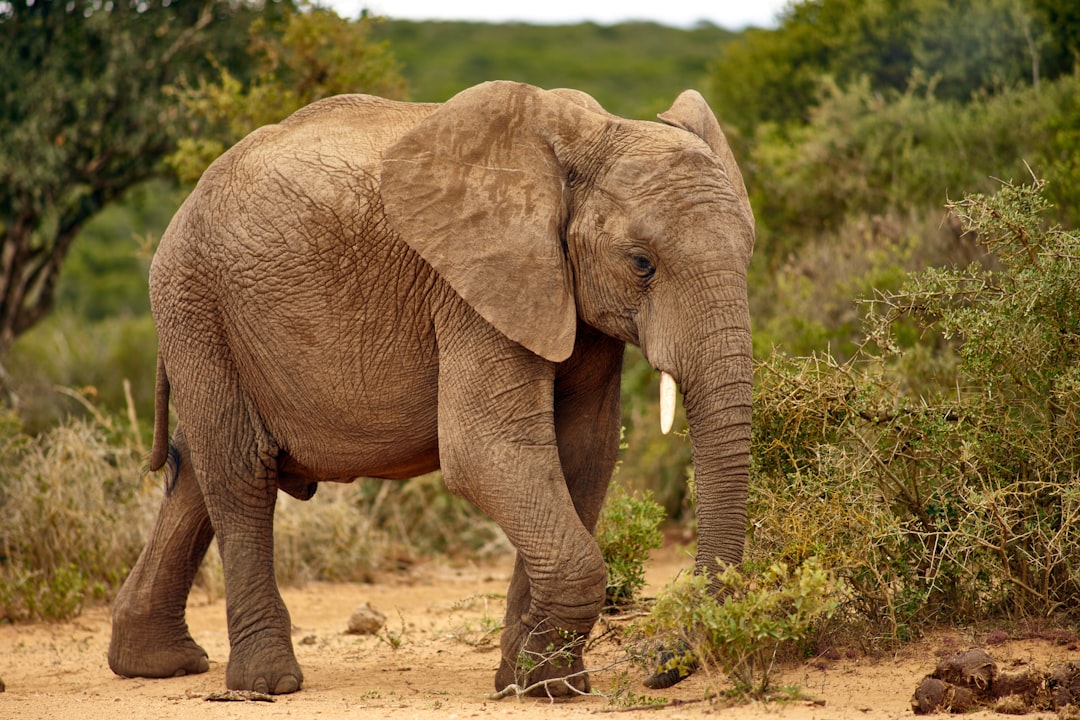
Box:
[750,178,1080,639]
[636,558,841,698]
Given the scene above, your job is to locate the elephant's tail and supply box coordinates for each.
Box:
[148,355,171,472]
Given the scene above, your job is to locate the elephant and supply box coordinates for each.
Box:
[107,80,754,697]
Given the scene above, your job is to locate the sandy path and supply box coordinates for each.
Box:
[1,546,1073,719]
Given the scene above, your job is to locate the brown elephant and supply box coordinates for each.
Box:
[107,81,754,697]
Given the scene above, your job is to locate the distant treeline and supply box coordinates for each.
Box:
[372,19,735,118]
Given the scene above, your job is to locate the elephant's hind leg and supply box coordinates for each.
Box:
[109,428,214,679]
[176,382,302,695]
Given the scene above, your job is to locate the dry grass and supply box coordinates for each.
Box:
[0,393,505,620]
[0,409,154,620]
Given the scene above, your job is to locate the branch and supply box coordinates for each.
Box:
[595,696,715,713]
[486,657,631,702]
[159,5,215,66]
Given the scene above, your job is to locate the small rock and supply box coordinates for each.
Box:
[346,602,386,635]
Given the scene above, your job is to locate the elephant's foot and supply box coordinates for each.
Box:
[226,638,303,695]
[495,620,590,698]
[108,610,210,679]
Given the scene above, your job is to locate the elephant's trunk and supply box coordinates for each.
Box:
[679,310,753,582]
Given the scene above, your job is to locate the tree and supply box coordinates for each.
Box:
[911,0,1045,97]
[1031,0,1080,79]
[0,0,280,369]
[710,0,1052,137]
[167,5,407,184]
[710,0,920,136]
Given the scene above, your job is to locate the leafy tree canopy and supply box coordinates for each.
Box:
[711,0,1074,136]
[0,0,286,365]
[168,4,407,184]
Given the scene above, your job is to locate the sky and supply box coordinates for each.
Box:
[326,0,788,31]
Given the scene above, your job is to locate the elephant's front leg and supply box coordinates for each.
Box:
[437,318,607,698]
[501,330,625,682]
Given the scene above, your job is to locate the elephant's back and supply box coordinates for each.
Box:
[182,94,436,237]
[160,95,434,286]
[235,94,437,173]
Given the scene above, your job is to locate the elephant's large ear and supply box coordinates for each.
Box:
[658,91,753,231]
[380,81,586,363]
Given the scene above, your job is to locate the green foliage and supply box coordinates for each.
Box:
[54,180,181,321]
[596,486,666,605]
[374,20,734,118]
[750,72,1077,244]
[750,179,1080,636]
[640,559,841,697]
[710,0,1062,137]
[909,0,1044,99]
[619,348,693,516]
[168,4,406,183]
[1033,0,1080,78]
[746,69,1080,360]
[1032,70,1080,227]
[5,312,158,439]
[749,209,933,360]
[0,0,277,359]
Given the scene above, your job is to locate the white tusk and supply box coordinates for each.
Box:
[660,371,677,435]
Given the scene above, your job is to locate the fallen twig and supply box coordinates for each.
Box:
[205,689,275,702]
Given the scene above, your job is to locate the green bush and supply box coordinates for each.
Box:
[750,73,1067,249]
[596,485,665,605]
[709,0,1055,138]
[742,71,1080,363]
[618,348,693,517]
[750,178,1080,637]
[638,558,841,698]
[5,312,159,439]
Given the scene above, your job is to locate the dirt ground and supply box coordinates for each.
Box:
[2,543,1078,719]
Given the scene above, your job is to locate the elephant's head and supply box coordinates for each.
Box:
[381,80,753,582]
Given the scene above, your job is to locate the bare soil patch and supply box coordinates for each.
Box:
[2,544,1077,719]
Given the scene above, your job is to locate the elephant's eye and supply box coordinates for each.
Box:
[631,254,656,282]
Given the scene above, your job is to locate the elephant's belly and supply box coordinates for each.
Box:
[278,442,440,487]
[263,398,441,483]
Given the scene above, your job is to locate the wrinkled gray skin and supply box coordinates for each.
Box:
[108,81,754,697]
